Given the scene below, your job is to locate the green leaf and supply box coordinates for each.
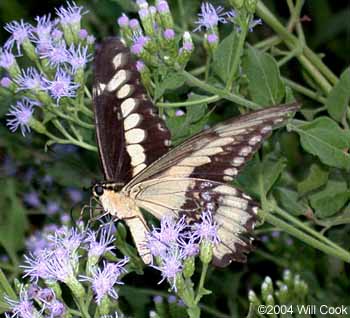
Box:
[243,45,285,105]
[326,67,350,122]
[154,72,186,100]
[297,164,329,195]
[293,117,350,170]
[0,179,28,254]
[274,187,309,216]
[263,156,287,194]
[213,31,239,83]
[185,93,208,123]
[309,179,349,218]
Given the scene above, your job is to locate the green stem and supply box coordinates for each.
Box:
[194,262,208,304]
[226,19,249,90]
[49,107,94,129]
[157,95,220,107]
[282,77,326,104]
[254,35,280,50]
[256,1,333,94]
[180,70,260,109]
[261,211,350,263]
[177,0,187,29]
[272,204,347,255]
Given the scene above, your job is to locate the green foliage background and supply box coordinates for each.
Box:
[0,1,349,317]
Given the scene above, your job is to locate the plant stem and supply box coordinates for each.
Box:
[194,262,208,304]
[261,211,350,263]
[282,77,326,104]
[226,19,249,90]
[180,70,260,109]
[157,95,220,107]
[256,1,334,94]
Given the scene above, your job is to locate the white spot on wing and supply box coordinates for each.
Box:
[261,126,272,134]
[239,146,252,156]
[117,84,134,99]
[125,128,146,144]
[232,157,245,166]
[133,163,147,176]
[112,53,127,69]
[249,135,262,145]
[121,98,138,117]
[127,144,145,166]
[124,113,141,130]
[107,70,130,92]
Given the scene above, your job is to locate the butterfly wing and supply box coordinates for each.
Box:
[93,37,171,182]
[123,103,299,266]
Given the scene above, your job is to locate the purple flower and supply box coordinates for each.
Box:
[22,253,51,282]
[117,13,129,27]
[87,35,95,44]
[15,67,45,91]
[5,288,38,318]
[179,237,199,257]
[0,76,12,87]
[146,233,168,257]
[1,155,17,176]
[0,49,16,69]
[157,1,170,13]
[194,2,229,32]
[55,1,87,26]
[80,258,128,304]
[33,15,53,41]
[192,210,220,244]
[175,109,185,116]
[24,191,41,208]
[4,20,32,55]
[85,227,115,259]
[207,33,218,44]
[39,40,68,67]
[44,69,79,102]
[136,60,145,72]
[46,201,60,215]
[168,295,177,303]
[131,32,150,55]
[156,215,187,245]
[139,8,150,19]
[67,44,91,72]
[66,187,83,203]
[163,28,175,40]
[129,19,140,30]
[49,227,83,253]
[51,28,63,40]
[47,300,66,317]
[37,288,55,302]
[44,249,76,283]
[153,295,163,303]
[6,98,37,136]
[152,248,184,290]
[78,28,88,39]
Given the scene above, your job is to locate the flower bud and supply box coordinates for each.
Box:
[199,240,213,264]
[22,39,37,62]
[153,296,167,317]
[229,0,244,9]
[245,0,257,13]
[98,295,112,315]
[248,290,261,305]
[275,284,289,303]
[157,1,174,29]
[261,276,273,302]
[183,256,195,279]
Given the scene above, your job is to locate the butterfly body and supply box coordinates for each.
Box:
[93,37,300,267]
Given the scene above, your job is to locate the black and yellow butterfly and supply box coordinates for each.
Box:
[92,37,299,267]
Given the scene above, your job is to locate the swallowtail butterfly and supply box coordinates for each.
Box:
[92,37,300,267]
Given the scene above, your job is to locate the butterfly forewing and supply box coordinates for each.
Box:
[93,37,171,182]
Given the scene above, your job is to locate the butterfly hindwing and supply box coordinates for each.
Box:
[93,37,171,182]
[123,103,299,266]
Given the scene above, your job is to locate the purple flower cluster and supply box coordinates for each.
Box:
[1,1,93,136]
[17,224,128,311]
[5,285,65,318]
[146,210,219,290]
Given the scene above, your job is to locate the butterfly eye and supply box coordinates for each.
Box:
[94,185,104,196]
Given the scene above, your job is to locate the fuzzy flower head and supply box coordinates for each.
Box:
[192,210,220,244]
[131,32,150,55]
[44,249,76,283]
[67,44,91,72]
[80,258,128,304]
[194,2,230,32]
[85,227,115,260]
[152,248,184,291]
[155,215,187,246]
[117,13,129,28]
[0,49,16,69]
[5,287,38,318]
[15,67,45,91]
[44,69,79,103]
[55,1,87,27]
[33,14,54,41]
[4,19,32,55]
[6,98,37,136]
[1,77,12,88]
[22,253,51,283]
[39,40,68,67]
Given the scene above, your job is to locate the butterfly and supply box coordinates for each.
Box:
[92,37,300,267]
